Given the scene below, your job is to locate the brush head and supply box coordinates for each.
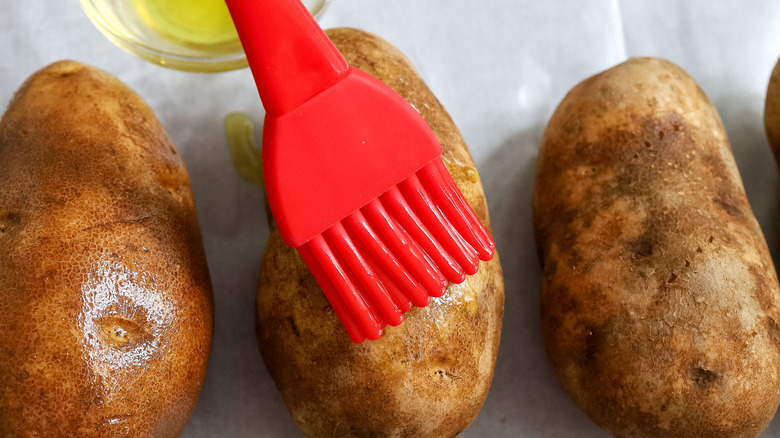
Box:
[262,66,495,342]
[294,157,494,343]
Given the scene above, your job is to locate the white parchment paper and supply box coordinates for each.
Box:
[2,1,780,436]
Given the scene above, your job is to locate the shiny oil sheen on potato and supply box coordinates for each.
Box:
[256,28,505,438]
[0,61,213,437]
[534,57,780,438]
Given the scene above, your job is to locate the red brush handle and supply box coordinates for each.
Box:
[225,0,349,116]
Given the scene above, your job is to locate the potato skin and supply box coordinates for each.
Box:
[0,61,213,437]
[256,28,504,438]
[765,57,780,163]
[533,57,780,437]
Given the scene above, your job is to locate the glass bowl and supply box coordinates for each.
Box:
[79,0,331,73]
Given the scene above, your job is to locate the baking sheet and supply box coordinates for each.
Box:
[2,0,780,436]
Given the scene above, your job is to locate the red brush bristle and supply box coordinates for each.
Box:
[323,223,402,326]
[380,186,466,284]
[344,211,420,313]
[398,173,479,275]
[297,159,495,342]
[424,158,495,260]
[361,198,446,302]
[297,242,370,343]
[299,235,383,341]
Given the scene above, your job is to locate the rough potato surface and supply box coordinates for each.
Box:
[256,28,504,438]
[765,58,780,163]
[534,57,780,438]
[0,61,213,437]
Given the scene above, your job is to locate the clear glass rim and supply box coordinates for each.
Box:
[79,0,331,73]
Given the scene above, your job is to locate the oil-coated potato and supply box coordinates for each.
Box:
[0,61,213,437]
[256,28,504,438]
[534,57,780,437]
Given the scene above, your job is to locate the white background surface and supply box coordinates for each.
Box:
[2,0,780,436]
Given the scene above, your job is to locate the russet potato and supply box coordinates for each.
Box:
[255,28,505,438]
[765,57,780,163]
[534,57,780,438]
[0,61,213,437]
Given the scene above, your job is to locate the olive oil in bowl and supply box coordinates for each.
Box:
[132,0,239,48]
[80,0,330,72]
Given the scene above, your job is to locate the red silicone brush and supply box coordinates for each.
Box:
[226,0,495,342]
